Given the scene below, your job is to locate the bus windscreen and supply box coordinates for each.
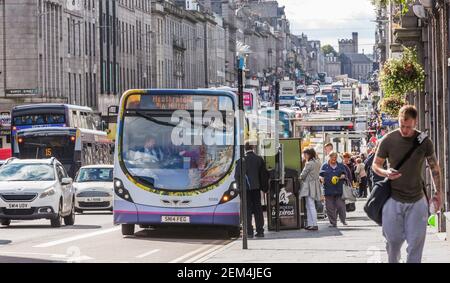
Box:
[18,135,75,162]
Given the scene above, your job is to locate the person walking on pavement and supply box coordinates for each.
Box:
[354,158,368,198]
[320,152,348,227]
[235,143,269,238]
[372,105,442,263]
[299,148,322,231]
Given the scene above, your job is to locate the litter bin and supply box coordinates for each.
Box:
[267,168,304,230]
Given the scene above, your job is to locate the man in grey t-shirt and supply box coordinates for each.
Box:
[372,105,442,263]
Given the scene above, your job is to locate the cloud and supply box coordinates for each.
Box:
[278,0,376,53]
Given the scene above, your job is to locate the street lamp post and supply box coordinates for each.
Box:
[237,55,248,250]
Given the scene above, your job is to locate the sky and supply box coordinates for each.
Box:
[277,0,377,54]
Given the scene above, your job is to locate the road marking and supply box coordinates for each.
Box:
[33,227,121,248]
[192,240,238,263]
[136,249,160,259]
[169,240,222,263]
[185,241,232,263]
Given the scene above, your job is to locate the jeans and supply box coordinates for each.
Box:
[305,196,318,227]
[382,197,428,263]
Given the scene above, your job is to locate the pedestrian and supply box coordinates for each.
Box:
[342,152,354,185]
[324,143,342,163]
[235,143,269,238]
[372,105,442,263]
[299,148,322,231]
[319,151,348,227]
[354,158,368,198]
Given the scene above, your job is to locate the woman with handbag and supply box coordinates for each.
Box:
[299,148,322,231]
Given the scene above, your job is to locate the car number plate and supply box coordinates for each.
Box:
[86,198,102,202]
[161,216,190,223]
[7,203,31,209]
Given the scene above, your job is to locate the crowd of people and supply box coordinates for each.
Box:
[237,105,443,263]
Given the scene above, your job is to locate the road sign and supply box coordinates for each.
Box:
[339,88,354,116]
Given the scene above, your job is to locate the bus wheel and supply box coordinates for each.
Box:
[227,227,241,238]
[121,224,135,236]
[64,203,76,226]
[0,219,11,227]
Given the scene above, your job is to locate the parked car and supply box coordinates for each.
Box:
[306,86,316,96]
[0,158,75,227]
[74,165,114,213]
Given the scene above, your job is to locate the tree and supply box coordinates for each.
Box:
[321,44,338,56]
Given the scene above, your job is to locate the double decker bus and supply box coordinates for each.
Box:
[11,104,113,177]
[114,89,240,237]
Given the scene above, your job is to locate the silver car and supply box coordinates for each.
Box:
[74,165,114,213]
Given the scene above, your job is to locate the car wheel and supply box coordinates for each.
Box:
[121,224,135,236]
[64,202,76,226]
[50,202,63,228]
[227,227,241,238]
[0,219,11,227]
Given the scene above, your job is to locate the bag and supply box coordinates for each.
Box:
[342,184,357,202]
[346,202,356,212]
[364,132,428,226]
[364,178,391,225]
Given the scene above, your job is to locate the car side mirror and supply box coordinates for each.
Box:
[61,177,73,186]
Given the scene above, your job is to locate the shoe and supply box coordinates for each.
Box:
[329,224,337,228]
[342,222,348,226]
[247,234,254,238]
[306,226,318,231]
[255,233,265,238]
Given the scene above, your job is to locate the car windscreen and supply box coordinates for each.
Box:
[76,168,113,183]
[0,163,55,181]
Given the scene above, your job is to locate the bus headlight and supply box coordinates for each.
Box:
[40,188,56,199]
[114,178,134,203]
[219,182,239,204]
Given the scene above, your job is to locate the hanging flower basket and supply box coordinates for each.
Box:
[379,47,425,98]
[371,0,415,14]
[381,96,406,117]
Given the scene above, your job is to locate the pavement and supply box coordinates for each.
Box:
[199,200,450,263]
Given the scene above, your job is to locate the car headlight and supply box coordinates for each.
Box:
[40,188,56,199]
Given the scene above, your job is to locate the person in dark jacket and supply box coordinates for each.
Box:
[235,143,269,238]
[320,152,348,227]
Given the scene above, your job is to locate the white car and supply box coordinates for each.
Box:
[74,165,114,213]
[0,158,75,227]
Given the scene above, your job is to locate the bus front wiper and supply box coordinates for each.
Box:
[134,111,179,128]
[133,110,227,130]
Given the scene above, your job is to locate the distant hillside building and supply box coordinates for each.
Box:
[339,32,358,54]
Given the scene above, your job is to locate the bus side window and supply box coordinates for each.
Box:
[71,111,79,128]
[87,113,95,130]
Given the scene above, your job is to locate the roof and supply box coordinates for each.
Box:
[80,165,114,169]
[340,53,373,64]
[8,158,56,165]
[12,103,93,112]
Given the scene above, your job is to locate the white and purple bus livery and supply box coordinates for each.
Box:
[114,89,241,237]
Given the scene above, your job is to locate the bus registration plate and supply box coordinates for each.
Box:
[161,216,190,224]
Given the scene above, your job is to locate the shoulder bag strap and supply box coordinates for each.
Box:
[393,132,427,171]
